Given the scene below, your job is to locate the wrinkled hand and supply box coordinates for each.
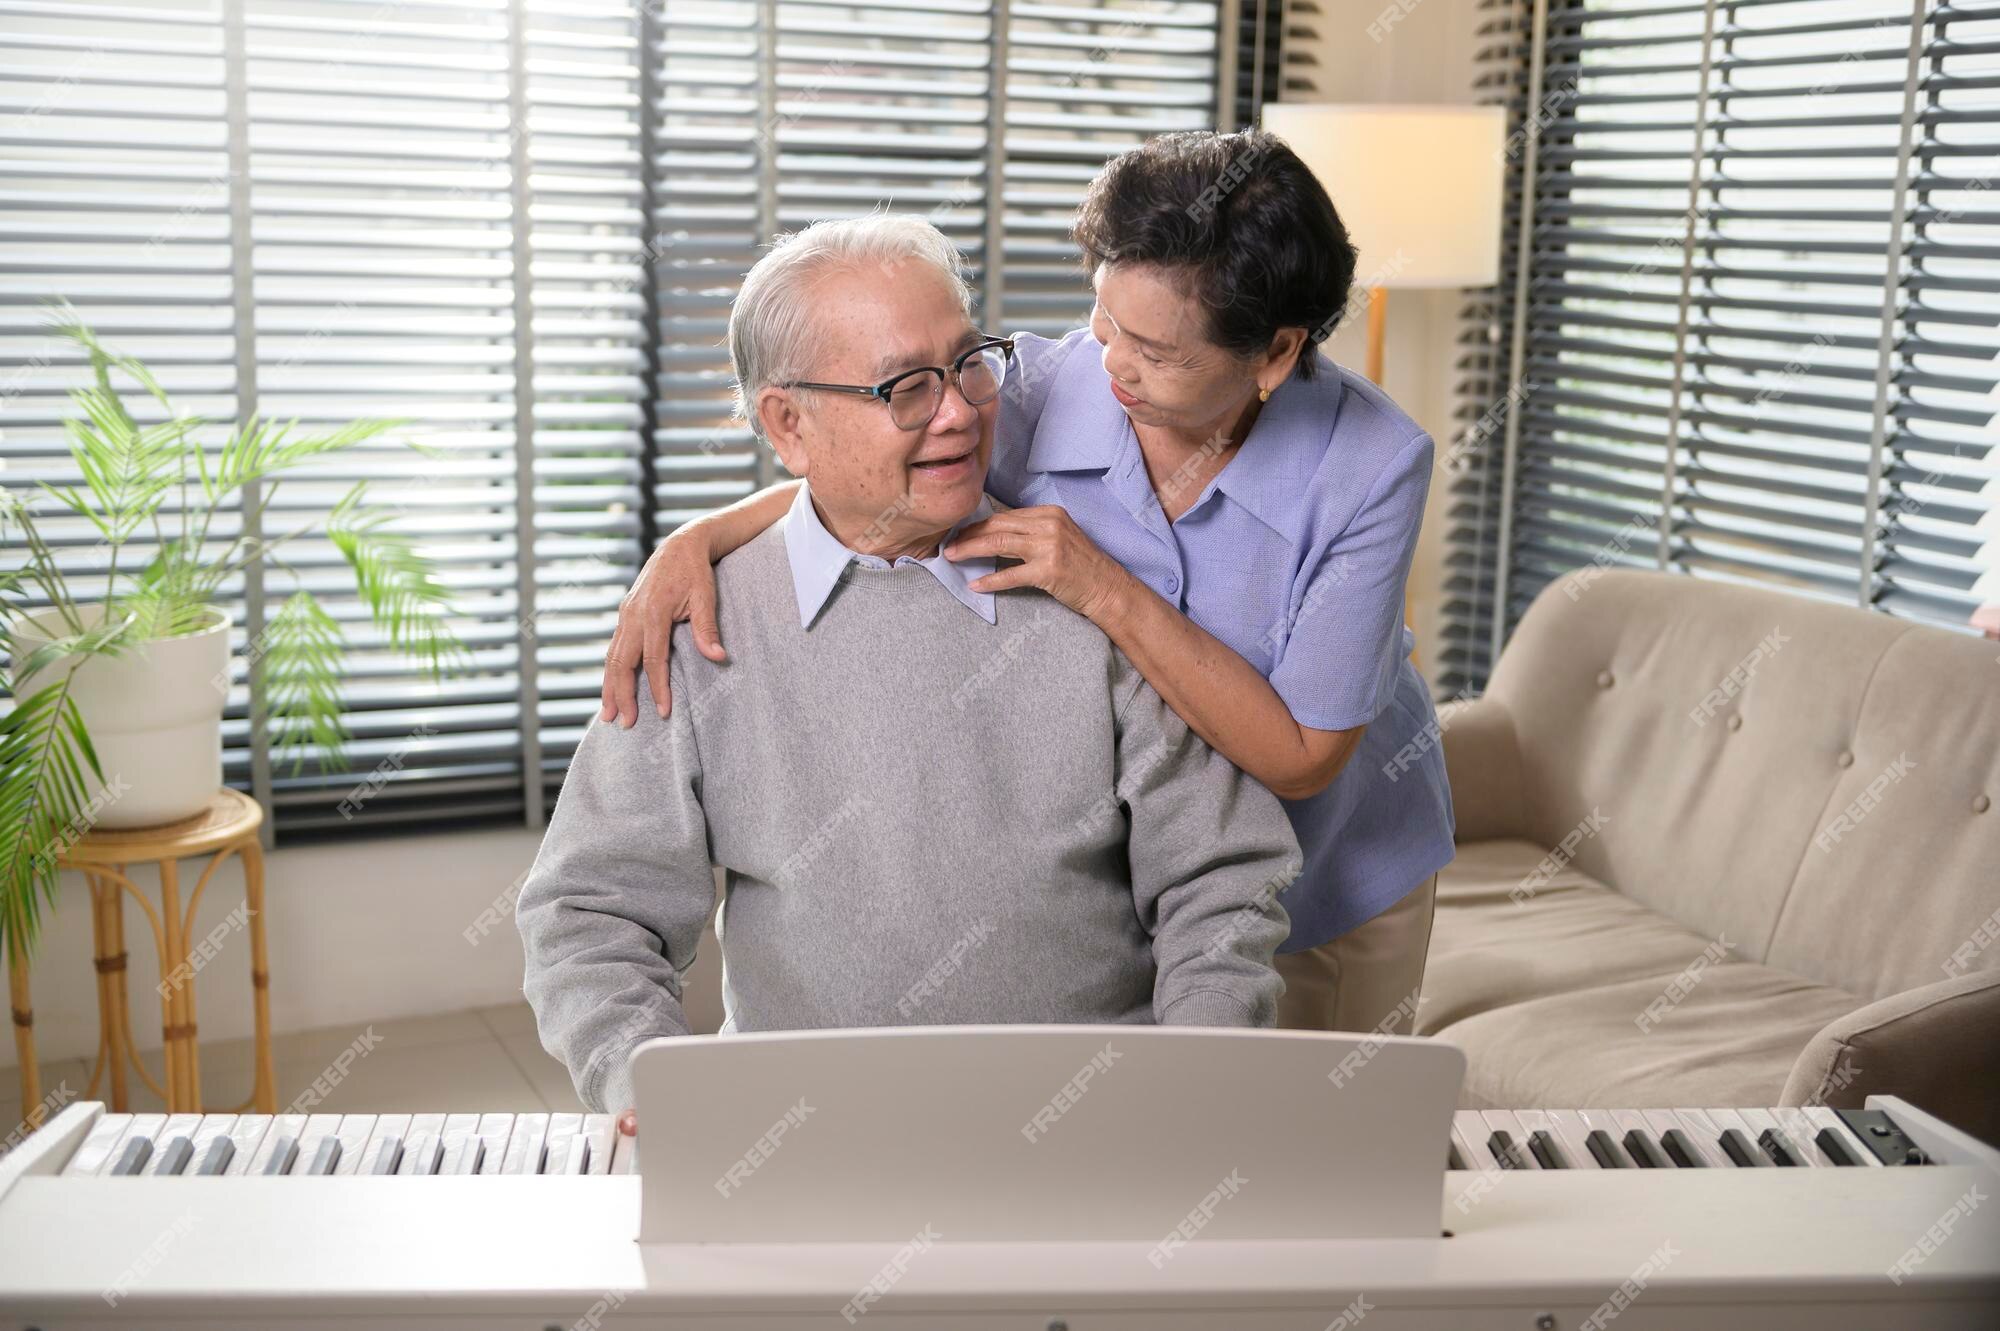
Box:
[599,529,729,727]
[942,505,1131,622]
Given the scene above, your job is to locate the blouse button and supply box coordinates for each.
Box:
[1836,751,1855,769]
[1974,794,1991,815]
[1165,573,1180,594]
[1596,670,1614,689]
[1727,714,1743,732]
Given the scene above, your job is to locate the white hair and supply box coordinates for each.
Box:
[729,213,976,438]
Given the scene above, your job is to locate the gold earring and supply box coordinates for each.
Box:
[1258,386,1271,403]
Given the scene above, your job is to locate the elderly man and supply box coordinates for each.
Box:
[517,215,1298,1117]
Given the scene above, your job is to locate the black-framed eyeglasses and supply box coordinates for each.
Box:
[783,336,1015,431]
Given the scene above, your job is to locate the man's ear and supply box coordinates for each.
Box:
[754,386,809,479]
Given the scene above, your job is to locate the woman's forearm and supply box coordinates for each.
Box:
[679,478,802,558]
[1093,570,1359,800]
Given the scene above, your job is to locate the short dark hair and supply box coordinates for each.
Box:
[1071,128,1358,380]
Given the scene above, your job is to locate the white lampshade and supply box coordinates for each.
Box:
[1259,103,1506,290]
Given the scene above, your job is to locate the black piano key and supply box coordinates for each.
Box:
[1486,1130,1530,1170]
[1585,1129,1630,1168]
[1661,1128,1705,1167]
[1622,1128,1670,1169]
[262,1136,299,1176]
[369,1137,403,1175]
[154,1136,194,1177]
[1448,1141,1467,1171]
[1528,1130,1569,1169]
[1719,1128,1763,1167]
[306,1137,342,1176]
[111,1136,154,1176]
[1758,1127,1803,1167]
[1813,1127,1860,1166]
[195,1137,236,1175]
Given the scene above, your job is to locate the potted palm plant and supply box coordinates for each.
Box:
[1,301,461,960]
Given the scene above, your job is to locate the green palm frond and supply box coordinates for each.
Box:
[0,673,102,960]
[210,415,410,501]
[326,485,461,676]
[260,592,348,775]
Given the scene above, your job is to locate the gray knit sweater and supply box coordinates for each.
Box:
[518,518,1299,1113]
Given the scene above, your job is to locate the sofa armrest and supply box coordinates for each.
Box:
[1438,697,1528,844]
[1781,969,2000,1145]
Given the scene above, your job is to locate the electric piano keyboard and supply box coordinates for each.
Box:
[3,1095,1996,1328]
[29,1104,1933,1181]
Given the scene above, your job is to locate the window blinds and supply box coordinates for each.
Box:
[3,0,1231,835]
[1441,0,2000,694]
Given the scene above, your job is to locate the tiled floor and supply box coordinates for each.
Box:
[1,1003,577,1145]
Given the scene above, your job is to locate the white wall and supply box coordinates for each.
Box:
[3,825,544,1069]
[1282,0,1483,683]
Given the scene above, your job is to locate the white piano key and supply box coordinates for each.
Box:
[294,1114,344,1174]
[62,1114,133,1176]
[610,1121,637,1176]
[582,1114,616,1177]
[329,1114,377,1177]
[246,1115,308,1177]
[187,1114,238,1162]
[102,1113,166,1176]
[220,1115,274,1177]
[473,1113,514,1176]
[143,1115,204,1175]
[1448,1116,1486,1172]
[360,1114,412,1176]
[438,1137,478,1176]
[500,1113,549,1176]
[1739,1108,1816,1167]
[1802,1105,1884,1167]
[555,1134,589,1175]
[543,1113,583,1179]
[1769,1107,1825,1165]
[396,1114,447,1176]
[401,1132,443,1177]
[438,1113,481,1175]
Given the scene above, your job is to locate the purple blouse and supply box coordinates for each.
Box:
[988,328,1455,950]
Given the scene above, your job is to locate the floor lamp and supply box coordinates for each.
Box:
[1260,104,1507,672]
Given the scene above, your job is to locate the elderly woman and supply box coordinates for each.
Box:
[599,128,1454,1037]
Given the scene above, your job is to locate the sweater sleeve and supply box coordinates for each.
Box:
[1109,652,1300,1027]
[516,654,716,1113]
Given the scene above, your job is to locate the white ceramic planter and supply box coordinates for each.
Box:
[13,605,231,830]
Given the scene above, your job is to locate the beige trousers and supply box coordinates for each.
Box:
[1274,873,1438,1035]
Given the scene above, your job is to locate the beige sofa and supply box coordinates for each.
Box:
[1423,570,1999,1143]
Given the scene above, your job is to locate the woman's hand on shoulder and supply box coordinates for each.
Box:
[599,527,730,728]
[943,504,1135,625]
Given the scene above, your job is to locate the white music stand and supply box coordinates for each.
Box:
[630,1025,1464,1244]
